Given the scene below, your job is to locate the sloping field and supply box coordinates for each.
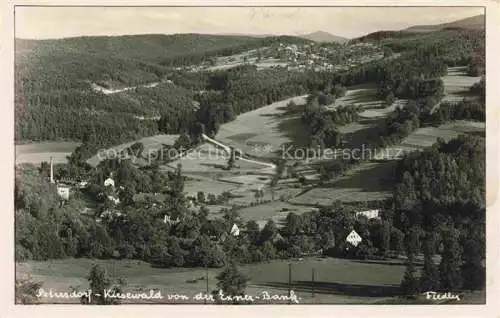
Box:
[226,185,304,208]
[87,134,180,167]
[324,85,408,150]
[358,99,409,118]
[15,141,80,165]
[166,143,269,174]
[216,95,309,158]
[325,83,384,110]
[16,256,409,304]
[236,201,316,228]
[441,66,481,103]
[382,120,485,159]
[290,161,395,206]
[183,179,238,198]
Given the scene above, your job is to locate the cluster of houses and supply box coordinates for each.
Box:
[49,153,380,252]
[181,40,386,74]
[273,41,384,72]
[49,156,120,206]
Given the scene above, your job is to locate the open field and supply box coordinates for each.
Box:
[235,201,316,228]
[441,66,482,103]
[281,86,405,204]
[16,256,412,304]
[292,120,484,205]
[216,95,309,158]
[290,161,395,206]
[429,66,482,114]
[164,141,278,203]
[15,141,81,165]
[383,120,485,159]
[166,143,268,174]
[183,179,238,198]
[326,83,383,110]
[323,85,409,149]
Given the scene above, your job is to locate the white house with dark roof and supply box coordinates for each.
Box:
[104,177,115,188]
[230,224,240,237]
[346,230,362,247]
[50,156,71,200]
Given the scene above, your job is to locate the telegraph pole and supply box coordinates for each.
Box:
[311,268,316,302]
[288,262,292,304]
[205,265,209,305]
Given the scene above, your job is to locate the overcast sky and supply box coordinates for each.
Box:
[15,6,484,40]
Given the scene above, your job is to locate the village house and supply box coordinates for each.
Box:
[230,223,240,237]
[104,177,115,187]
[345,230,362,247]
[49,157,71,200]
[56,185,71,200]
[107,195,120,205]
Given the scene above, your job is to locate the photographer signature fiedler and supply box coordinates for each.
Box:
[424,291,461,301]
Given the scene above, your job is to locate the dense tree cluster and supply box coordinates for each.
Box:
[349,31,422,44]
[380,29,484,66]
[430,99,485,124]
[393,135,485,293]
[15,34,310,156]
[377,101,423,147]
[300,94,359,150]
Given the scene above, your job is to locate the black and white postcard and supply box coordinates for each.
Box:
[2,1,499,317]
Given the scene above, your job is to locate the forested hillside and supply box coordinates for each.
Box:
[15,29,484,162]
[15,34,309,147]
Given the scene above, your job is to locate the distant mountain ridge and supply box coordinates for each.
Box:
[298,31,348,44]
[404,14,484,32]
[351,14,485,43]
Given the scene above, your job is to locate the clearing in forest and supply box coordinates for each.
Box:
[216,95,309,158]
[15,141,81,165]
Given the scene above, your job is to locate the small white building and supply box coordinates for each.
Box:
[346,230,362,247]
[104,177,115,188]
[57,185,70,200]
[77,181,89,189]
[355,209,380,220]
[230,224,240,237]
[164,214,180,225]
